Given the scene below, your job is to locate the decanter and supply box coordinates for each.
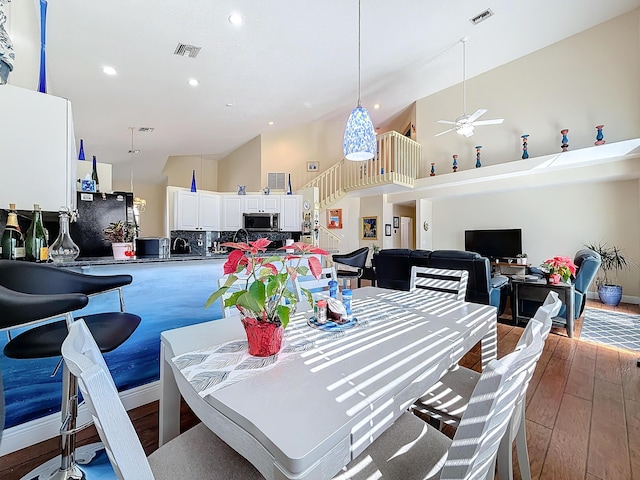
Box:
[49,207,80,262]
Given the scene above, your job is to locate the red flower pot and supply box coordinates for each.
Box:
[241,317,284,357]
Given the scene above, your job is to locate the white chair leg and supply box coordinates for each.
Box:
[497,430,514,480]
[515,414,532,480]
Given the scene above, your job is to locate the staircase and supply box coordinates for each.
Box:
[300,131,421,251]
[300,130,421,210]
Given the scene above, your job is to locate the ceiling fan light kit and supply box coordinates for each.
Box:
[435,38,504,137]
[343,0,376,161]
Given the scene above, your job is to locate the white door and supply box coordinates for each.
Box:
[400,217,412,249]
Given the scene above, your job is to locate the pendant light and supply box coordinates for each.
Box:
[342,0,376,161]
[129,128,146,212]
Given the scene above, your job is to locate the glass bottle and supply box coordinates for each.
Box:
[49,207,80,263]
[78,139,86,160]
[1,203,26,260]
[25,203,48,262]
[91,155,100,192]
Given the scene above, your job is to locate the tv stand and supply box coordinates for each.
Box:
[491,261,528,276]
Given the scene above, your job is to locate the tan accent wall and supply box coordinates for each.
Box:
[216,135,262,192]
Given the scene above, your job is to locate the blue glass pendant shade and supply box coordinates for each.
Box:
[190,170,197,192]
[343,106,377,161]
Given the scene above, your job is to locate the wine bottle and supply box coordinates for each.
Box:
[25,203,48,262]
[91,155,100,192]
[1,203,26,260]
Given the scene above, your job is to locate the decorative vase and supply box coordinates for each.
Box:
[430,162,435,176]
[237,185,246,195]
[598,285,622,306]
[521,134,529,159]
[452,154,458,172]
[241,317,284,357]
[561,129,569,152]
[78,139,85,160]
[475,146,482,168]
[190,170,197,192]
[594,125,606,146]
[49,207,80,262]
[112,242,134,260]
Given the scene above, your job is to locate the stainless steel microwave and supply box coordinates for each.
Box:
[243,213,280,232]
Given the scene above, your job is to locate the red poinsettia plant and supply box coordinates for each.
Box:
[540,255,577,284]
[205,239,328,328]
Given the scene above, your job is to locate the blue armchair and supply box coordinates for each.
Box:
[525,248,601,321]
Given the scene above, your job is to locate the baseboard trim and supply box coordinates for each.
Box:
[0,381,161,456]
[586,291,640,305]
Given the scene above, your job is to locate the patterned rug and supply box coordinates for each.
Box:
[581,308,640,352]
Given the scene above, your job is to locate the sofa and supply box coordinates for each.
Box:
[372,249,509,315]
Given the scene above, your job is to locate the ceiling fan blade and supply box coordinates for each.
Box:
[472,118,504,126]
[436,120,458,125]
[466,108,487,123]
[435,128,455,137]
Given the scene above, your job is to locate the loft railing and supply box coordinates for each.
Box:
[317,224,342,252]
[299,130,421,210]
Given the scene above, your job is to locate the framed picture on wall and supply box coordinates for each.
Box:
[393,216,400,229]
[361,216,378,240]
[327,208,342,229]
[307,161,319,172]
[385,224,392,236]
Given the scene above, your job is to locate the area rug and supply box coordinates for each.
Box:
[580,308,640,352]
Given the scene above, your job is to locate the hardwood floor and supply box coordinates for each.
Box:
[1,298,639,479]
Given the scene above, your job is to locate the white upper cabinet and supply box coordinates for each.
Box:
[243,195,280,213]
[174,191,220,230]
[280,195,302,232]
[222,195,244,231]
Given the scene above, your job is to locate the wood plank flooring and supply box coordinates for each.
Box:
[1,299,640,479]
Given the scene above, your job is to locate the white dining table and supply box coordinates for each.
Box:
[158,286,497,480]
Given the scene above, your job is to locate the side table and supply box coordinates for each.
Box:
[361,266,376,287]
[511,278,575,338]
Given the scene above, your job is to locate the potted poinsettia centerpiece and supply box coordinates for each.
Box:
[205,238,328,356]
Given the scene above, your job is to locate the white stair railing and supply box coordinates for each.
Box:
[299,160,345,210]
[317,225,342,252]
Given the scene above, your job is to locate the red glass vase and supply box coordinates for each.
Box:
[241,317,284,357]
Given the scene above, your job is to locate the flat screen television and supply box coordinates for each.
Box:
[464,228,522,260]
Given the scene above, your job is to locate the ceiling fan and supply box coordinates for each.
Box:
[435,38,504,137]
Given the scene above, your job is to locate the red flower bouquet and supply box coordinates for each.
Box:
[540,256,577,284]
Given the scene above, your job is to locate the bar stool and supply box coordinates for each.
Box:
[0,260,141,480]
[332,247,369,289]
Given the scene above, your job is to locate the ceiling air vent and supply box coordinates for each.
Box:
[267,173,286,191]
[469,9,494,25]
[174,43,201,58]
[137,127,154,133]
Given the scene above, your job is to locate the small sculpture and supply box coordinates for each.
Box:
[237,185,246,195]
[521,134,529,159]
[475,146,482,168]
[190,170,197,192]
[263,186,270,195]
[430,163,436,176]
[594,125,606,145]
[561,129,569,152]
[452,155,458,172]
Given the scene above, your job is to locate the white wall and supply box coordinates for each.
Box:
[430,179,640,296]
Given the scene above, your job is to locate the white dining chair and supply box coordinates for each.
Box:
[412,291,562,480]
[61,319,263,480]
[334,313,545,480]
[410,266,469,301]
[293,266,337,302]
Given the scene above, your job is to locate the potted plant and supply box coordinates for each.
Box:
[206,238,328,356]
[103,220,136,259]
[584,242,630,306]
[540,256,577,285]
[516,253,528,265]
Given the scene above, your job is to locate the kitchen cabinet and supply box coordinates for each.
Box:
[0,85,77,211]
[280,195,302,232]
[222,195,244,231]
[174,191,220,231]
[243,195,280,213]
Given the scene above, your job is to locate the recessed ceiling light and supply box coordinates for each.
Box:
[128,149,141,154]
[268,121,274,126]
[374,104,380,109]
[102,66,117,76]
[188,78,199,86]
[228,13,244,25]
[226,102,235,107]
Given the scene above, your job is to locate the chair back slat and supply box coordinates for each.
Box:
[410,266,469,301]
[440,321,544,480]
[62,319,154,480]
[294,267,336,301]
